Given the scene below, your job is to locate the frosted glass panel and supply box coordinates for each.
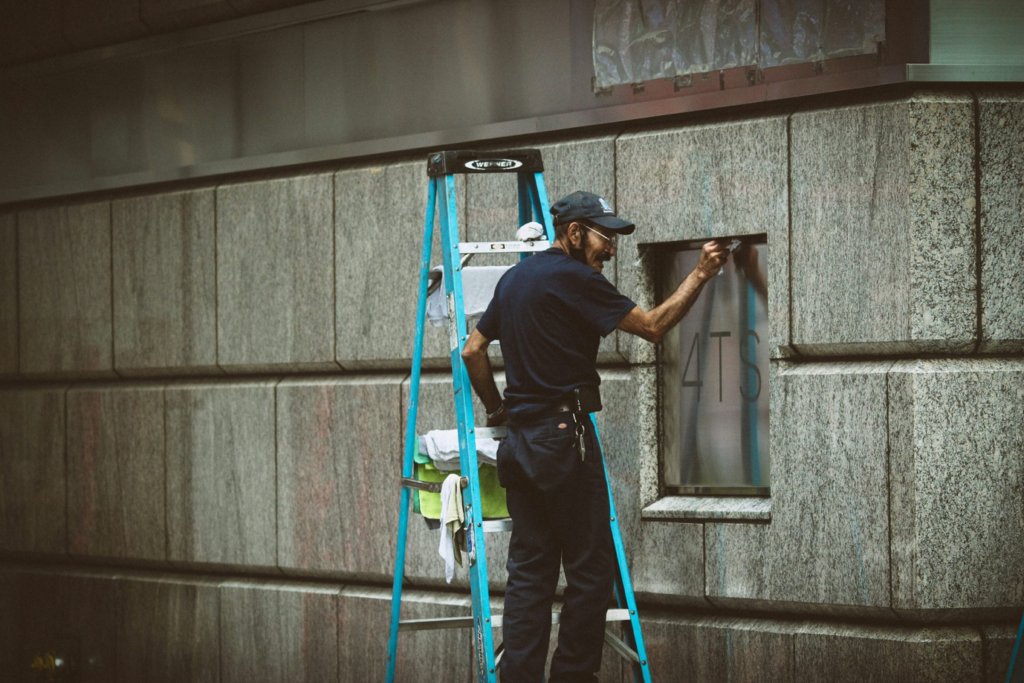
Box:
[661,242,770,494]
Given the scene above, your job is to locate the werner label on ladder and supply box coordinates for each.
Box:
[388,148,731,683]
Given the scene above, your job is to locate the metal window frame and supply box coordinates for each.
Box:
[652,235,771,499]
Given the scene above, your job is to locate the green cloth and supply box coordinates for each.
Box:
[413,449,509,520]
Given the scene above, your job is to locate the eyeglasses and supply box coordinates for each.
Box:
[583,225,617,249]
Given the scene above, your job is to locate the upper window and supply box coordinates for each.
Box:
[658,237,770,496]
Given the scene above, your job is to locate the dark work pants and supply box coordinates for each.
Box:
[496,414,615,683]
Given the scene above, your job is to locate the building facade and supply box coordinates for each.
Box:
[0,1,1022,681]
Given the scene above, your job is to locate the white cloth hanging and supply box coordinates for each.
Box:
[438,474,465,583]
[426,265,512,327]
[422,429,499,471]
[516,221,545,241]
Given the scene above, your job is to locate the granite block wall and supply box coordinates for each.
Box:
[678,356,1024,620]
[334,163,465,369]
[704,522,768,607]
[979,90,1024,353]
[1,565,1004,683]
[651,362,894,617]
[112,189,219,376]
[216,174,338,373]
[765,362,893,613]
[340,587,474,682]
[0,89,1001,381]
[165,381,278,569]
[220,581,340,683]
[117,576,221,683]
[17,201,114,377]
[890,360,1024,619]
[276,375,404,578]
[1,85,1022,681]
[0,386,67,555]
[641,614,794,682]
[66,383,167,561]
[0,213,16,377]
[790,93,976,356]
[18,572,122,682]
[982,625,1020,683]
[793,623,983,683]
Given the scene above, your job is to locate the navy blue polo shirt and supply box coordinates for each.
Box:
[476,248,637,419]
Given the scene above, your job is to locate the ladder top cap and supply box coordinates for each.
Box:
[427,149,544,177]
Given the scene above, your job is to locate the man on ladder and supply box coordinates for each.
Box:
[462,190,730,682]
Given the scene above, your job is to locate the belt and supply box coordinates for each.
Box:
[510,386,602,426]
[508,400,573,427]
[536,399,576,420]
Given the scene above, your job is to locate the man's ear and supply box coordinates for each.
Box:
[568,222,582,247]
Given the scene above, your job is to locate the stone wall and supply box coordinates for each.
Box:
[0,87,1022,681]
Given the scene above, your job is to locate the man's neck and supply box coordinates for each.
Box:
[551,236,572,256]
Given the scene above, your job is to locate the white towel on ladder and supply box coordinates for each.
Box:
[422,429,499,471]
[426,265,512,327]
[438,474,464,583]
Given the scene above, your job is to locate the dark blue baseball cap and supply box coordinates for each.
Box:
[550,191,635,235]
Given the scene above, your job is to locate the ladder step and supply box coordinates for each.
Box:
[458,240,550,254]
[400,476,468,493]
[475,426,507,440]
[481,519,512,533]
[399,608,632,632]
[603,629,641,665]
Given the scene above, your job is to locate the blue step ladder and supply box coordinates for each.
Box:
[386,149,653,683]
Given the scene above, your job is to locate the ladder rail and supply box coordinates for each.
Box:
[386,176,437,683]
[517,171,532,229]
[592,418,653,683]
[528,171,556,241]
[438,173,499,683]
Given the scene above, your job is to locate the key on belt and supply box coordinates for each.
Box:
[574,413,585,461]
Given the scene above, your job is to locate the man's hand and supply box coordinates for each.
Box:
[485,403,508,428]
[694,239,730,279]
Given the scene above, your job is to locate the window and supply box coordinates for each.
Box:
[659,237,770,496]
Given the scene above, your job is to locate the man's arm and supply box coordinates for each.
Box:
[616,239,729,344]
[460,329,506,425]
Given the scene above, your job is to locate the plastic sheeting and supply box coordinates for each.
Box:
[593,0,885,88]
[760,0,886,66]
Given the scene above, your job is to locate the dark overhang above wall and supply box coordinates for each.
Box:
[0,0,395,67]
[0,0,1021,206]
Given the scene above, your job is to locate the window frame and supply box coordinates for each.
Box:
[651,234,772,499]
